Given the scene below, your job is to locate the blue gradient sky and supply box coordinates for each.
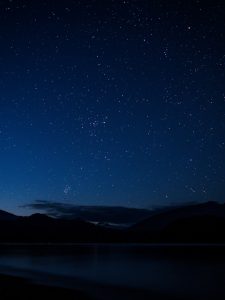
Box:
[0,0,224,215]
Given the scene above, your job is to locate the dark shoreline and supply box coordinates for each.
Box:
[0,244,224,300]
[0,273,91,300]
[0,272,190,300]
[1,271,224,300]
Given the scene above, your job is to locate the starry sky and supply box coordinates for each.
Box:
[0,0,225,215]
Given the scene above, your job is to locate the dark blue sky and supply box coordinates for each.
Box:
[0,0,225,215]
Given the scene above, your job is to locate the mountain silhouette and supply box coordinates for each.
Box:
[132,201,225,231]
[131,201,225,243]
[0,209,18,221]
[0,202,225,243]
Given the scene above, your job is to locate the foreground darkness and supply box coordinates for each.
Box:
[0,274,90,300]
[0,273,199,300]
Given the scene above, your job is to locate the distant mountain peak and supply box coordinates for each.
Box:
[28,213,53,221]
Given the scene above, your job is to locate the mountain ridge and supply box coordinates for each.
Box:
[0,201,224,243]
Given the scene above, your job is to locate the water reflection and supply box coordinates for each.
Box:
[0,244,224,299]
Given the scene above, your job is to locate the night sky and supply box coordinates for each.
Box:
[0,0,225,215]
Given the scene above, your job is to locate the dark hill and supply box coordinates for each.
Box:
[132,201,225,231]
[130,201,225,243]
[0,212,123,243]
[0,202,225,243]
[0,209,18,221]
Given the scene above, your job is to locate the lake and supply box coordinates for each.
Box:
[0,244,224,300]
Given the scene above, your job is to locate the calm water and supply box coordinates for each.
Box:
[0,244,224,300]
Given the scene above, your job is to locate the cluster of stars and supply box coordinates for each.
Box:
[0,0,224,214]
